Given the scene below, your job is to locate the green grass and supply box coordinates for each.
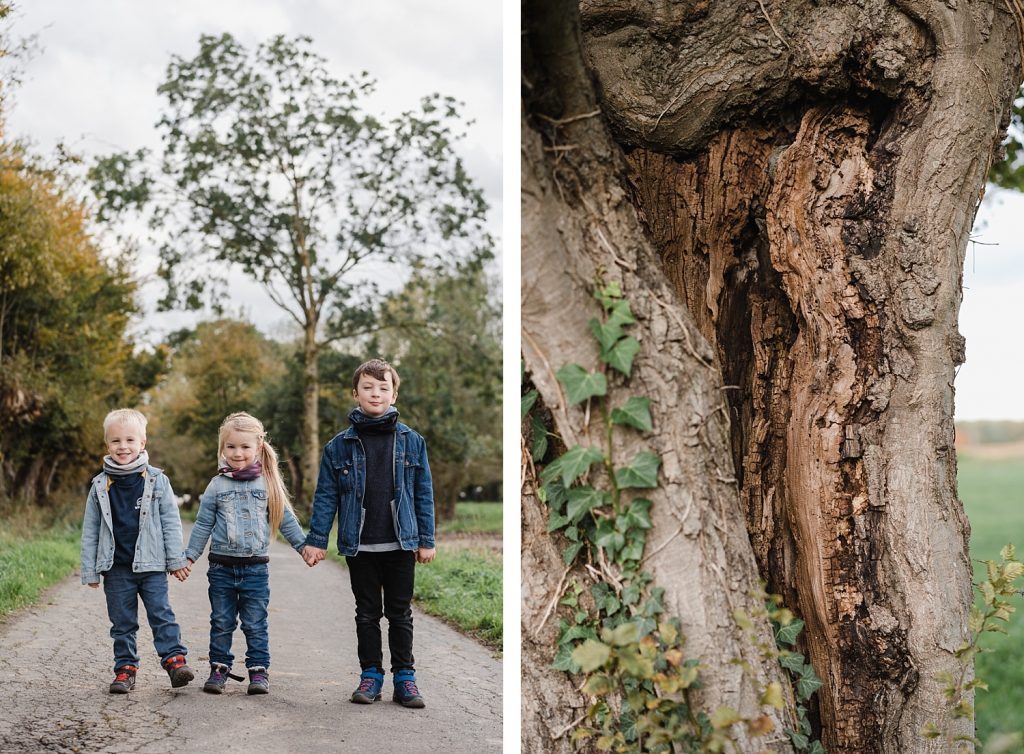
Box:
[0,523,80,619]
[958,454,1024,744]
[413,548,502,650]
[438,501,502,534]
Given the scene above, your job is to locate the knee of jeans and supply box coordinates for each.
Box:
[383,606,412,622]
[355,610,383,624]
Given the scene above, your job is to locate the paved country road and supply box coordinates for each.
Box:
[0,527,502,754]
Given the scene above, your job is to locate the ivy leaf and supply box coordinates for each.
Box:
[594,281,624,309]
[788,729,810,749]
[594,518,625,556]
[602,335,641,377]
[589,317,624,354]
[567,486,607,524]
[547,506,570,533]
[582,673,614,696]
[775,618,805,647]
[563,541,584,564]
[521,390,538,421]
[610,396,652,432]
[618,532,645,563]
[552,643,578,672]
[710,706,741,730]
[531,414,548,461]
[795,667,823,700]
[618,649,655,679]
[808,742,826,754]
[604,620,642,647]
[778,652,806,673]
[621,498,653,530]
[606,298,635,328]
[614,451,661,489]
[761,682,785,710]
[541,445,605,487]
[556,363,607,405]
[572,639,611,672]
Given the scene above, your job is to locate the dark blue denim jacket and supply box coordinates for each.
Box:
[305,422,435,556]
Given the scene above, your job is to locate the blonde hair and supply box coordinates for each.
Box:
[218,412,293,533]
[104,408,148,440]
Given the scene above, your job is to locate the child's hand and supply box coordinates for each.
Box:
[416,547,436,564]
[302,546,326,567]
[171,565,191,582]
[87,582,100,589]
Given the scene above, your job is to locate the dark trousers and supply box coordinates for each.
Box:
[345,549,416,674]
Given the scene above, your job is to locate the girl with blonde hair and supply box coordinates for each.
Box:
[186,412,312,695]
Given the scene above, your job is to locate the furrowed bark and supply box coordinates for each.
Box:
[522,0,797,749]
[578,1,1022,750]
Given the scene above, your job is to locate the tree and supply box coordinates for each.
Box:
[0,142,154,502]
[521,1,1022,753]
[90,33,491,503]
[373,255,502,519]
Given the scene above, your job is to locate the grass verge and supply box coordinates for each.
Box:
[438,501,502,534]
[413,548,502,651]
[0,504,80,622]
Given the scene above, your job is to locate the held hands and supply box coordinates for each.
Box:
[302,546,326,567]
[417,547,436,564]
[88,582,100,589]
[170,562,192,582]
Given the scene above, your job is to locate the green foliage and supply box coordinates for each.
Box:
[436,502,503,534]
[0,142,162,503]
[0,522,79,618]
[530,282,792,752]
[926,544,1024,751]
[410,548,503,649]
[990,89,1024,192]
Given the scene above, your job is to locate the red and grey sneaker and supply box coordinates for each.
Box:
[162,655,194,688]
[109,665,138,694]
[392,669,425,708]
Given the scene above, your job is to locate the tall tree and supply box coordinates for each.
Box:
[522,2,1022,753]
[90,33,490,502]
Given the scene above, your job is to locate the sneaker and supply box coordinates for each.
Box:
[203,663,244,694]
[247,666,269,695]
[109,665,137,694]
[351,669,384,704]
[392,669,425,708]
[162,655,194,688]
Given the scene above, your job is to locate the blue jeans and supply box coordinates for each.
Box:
[102,564,187,671]
[207,561,270,669]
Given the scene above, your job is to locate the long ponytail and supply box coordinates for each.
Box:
[218,412,293,533]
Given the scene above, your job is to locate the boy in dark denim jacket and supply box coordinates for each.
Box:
[303,359,436,708]
[80,408,194,693]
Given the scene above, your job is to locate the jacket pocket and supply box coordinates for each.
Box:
[338,460,355,493]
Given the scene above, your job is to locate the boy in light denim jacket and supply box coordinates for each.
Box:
[80,408,194,693]
[303,358,436,708]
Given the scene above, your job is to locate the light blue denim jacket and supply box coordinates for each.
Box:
[186,474,306,561]
[305,421,436,557]
[80,466,187,584]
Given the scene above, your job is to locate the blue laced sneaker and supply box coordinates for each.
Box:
[392,669,425,708]
[351,669,384,704]
[247,666,270,695]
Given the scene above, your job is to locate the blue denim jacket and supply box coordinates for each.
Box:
[186,474,306,560]
[80,466,187,584]
[305,422,436,556]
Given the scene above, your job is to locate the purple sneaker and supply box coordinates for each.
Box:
[204,663,243,694]
[247,666,269,695]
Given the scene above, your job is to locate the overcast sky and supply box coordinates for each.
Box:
[5,0,501,342]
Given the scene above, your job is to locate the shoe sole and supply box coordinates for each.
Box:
[169,669,194,688]
[203,683,225,694]
[351,693,381,704]
[109,685,133,694]
[393,696,425,708]
[247,685,269,695]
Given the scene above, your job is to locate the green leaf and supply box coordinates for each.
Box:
[531,414,549,461]
[573,639,611,672]
[551,643,578,672]
[622,583,641,605]
[710,706,740,730]
[808,742,826,754]
[540,445,605,487]
[589,317,624,354]
[602,335,641,376]
[778,652,806,673]
[563,541,584,564]
[594,519,625,555]
[547,506,570,532]
[621,498,654,530]
[582,673,614,696]
[795,671,823,701]
[606,298,635,327]
[775,618,805,647]
[556,363,607,405]
[788,729,810,749]
[594,282,624,309]
[761,681,785,710]
[567,486,607,524]
[610,396,652,432]
[605,620,642,647]
[618,649,655,679]
[614,451,661,489]
[521,390,538,421]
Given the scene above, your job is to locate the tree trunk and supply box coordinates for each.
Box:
[300,319,319,514]
[525,0,1022,752]
[522,0,798,750]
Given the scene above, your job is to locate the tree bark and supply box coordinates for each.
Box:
[300,319,319,513]
[525,0,1022,752]
[522,0,798,750]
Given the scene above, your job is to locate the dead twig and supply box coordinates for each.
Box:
[757,0,791,49]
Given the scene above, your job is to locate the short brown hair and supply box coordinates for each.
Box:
[352,358,401,392]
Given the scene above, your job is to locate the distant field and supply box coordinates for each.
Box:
[958,450,1024,744]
